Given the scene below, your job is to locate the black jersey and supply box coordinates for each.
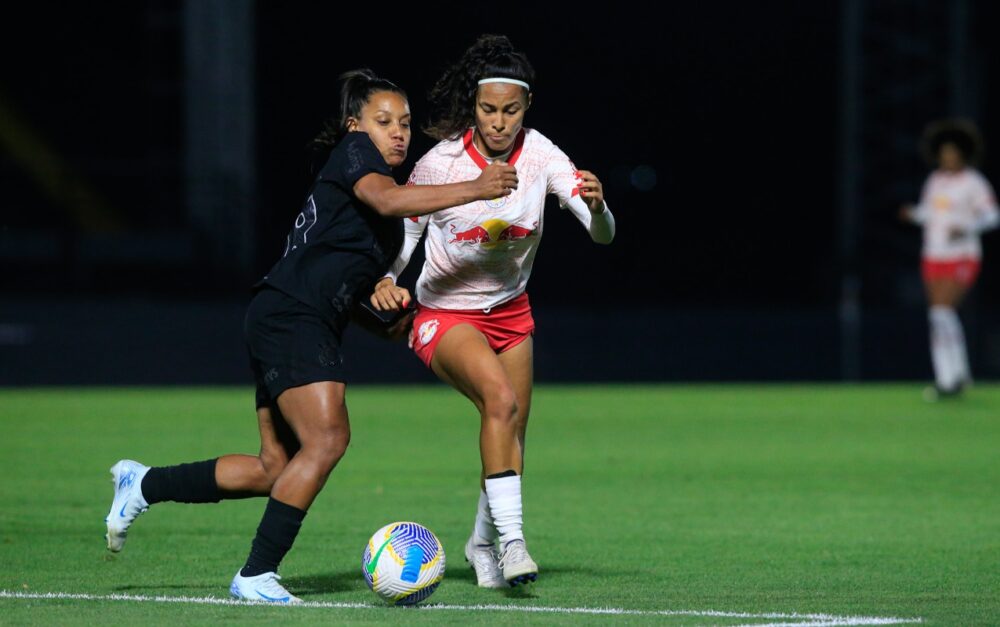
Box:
[259,131,403,323]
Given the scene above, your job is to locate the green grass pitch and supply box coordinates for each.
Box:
[1,384,998,625]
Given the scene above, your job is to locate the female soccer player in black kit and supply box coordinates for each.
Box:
[103,69,517,603]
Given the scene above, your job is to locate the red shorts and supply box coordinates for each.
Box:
[921,257,981,286]
[409,293,535,368]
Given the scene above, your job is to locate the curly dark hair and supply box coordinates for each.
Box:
[424,34,535,141]
[307,69,406,172]
[920,118,984,167]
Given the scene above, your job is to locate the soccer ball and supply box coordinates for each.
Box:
[361,522,446,605]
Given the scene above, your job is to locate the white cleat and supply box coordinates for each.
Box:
[105,459,151,552]
[230,571,302,604]
[498,539,538,586]
[464,536,507,589]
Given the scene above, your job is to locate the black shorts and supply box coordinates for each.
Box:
[245,287,346,409]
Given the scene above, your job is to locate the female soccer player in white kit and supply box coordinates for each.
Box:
[901,119,998,398]
[370,35,615,587]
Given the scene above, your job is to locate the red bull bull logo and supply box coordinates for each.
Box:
[498,224,535,240]
[449,224,492,243]
[449,219,537,247]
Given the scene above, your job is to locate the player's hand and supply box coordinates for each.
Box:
[371,277,410,311]
[576,170,605,213]
[899,204,915,223]
[474,162,518,200]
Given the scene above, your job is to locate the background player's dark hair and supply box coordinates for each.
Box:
[424,34,535,141]
[920,118,984,167]
[308,69,407,173]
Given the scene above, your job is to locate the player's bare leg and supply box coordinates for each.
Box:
[492,337,537,585]
[474,339,533,487]
[924,278,971,399]
[497,336,533,468]
[432,325,521,474]
[432,324,537,586]
[270,382,350,508]
[215,404,300,496]
[231,381,350,603]
[450,335,533,588]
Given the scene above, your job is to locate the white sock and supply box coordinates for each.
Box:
[948,311,971,383]
[485,474,523,546]
[929,306,961,389]
[472,490,497,545]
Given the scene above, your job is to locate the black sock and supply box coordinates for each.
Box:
[141,459,221,505]
[240,497,307,577]
[486,469,518,480]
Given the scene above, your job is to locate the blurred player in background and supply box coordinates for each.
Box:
[370,35,615,587]
[103,69,516,603]
[901,119,999,399]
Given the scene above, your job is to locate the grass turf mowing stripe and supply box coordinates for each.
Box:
[0,590,923,624]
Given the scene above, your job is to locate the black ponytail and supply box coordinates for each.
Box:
[424,34,535,141]
[308,69,407,172]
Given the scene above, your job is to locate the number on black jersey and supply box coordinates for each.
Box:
[283,195,318,257]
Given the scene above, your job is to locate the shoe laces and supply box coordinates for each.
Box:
[257,573,292,598]
[469,544,500,571]
[498,540,528,569]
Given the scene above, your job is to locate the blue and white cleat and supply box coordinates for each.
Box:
[464,535,507,589]
[498,539,538,586]
[104,459,150,552]
[230,571,302,604]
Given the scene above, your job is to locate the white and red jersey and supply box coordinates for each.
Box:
[386,127,615,311]
[911,168,999,260]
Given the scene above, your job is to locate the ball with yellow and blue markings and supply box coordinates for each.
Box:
[361,522,446,605]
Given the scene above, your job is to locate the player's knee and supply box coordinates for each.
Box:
[482,383,518,427]
[304,422,351,474]
[329,424,351,462]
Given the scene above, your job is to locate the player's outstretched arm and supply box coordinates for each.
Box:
[354,163,518,218]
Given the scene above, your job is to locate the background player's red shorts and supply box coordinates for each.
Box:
[921,257,981,286]
[409,293,535,368]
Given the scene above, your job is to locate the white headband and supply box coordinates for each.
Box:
[478,77,531,90]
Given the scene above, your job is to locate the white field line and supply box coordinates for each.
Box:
[0,590,922,625]
[733,622,920,627]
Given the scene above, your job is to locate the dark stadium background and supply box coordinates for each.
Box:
[2,1,999,384]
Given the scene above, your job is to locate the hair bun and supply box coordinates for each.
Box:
[473,34,513,54]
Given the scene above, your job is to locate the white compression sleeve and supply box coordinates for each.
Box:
[383,217,427,283]
[908,204,930,225]
[972,209,999,233]
[563,195,616,244]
